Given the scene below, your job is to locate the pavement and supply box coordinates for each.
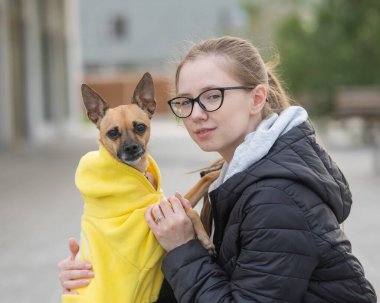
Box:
[0,116,379,303]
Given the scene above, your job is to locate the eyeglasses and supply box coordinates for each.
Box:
[167,86,254,118]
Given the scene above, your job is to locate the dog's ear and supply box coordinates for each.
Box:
[132,72,156,119]
[81,84,109,127]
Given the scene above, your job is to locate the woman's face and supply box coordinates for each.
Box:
[178,55,264,162]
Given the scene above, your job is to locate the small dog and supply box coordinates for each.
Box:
[62,73,218,303]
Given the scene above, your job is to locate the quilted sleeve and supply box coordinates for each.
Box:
[162,186,319,302]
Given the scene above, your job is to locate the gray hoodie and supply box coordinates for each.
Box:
[210,106,308,191]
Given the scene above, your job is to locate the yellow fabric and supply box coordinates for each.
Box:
[62,145,165,303]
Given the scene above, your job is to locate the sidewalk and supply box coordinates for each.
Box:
[0,117,378,302]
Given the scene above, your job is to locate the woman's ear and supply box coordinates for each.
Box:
[249,84,267,114]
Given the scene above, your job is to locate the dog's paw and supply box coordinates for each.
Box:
[197,235,216,257]
[205,242,217,257]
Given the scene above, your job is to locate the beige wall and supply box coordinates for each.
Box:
[83,73,172,114]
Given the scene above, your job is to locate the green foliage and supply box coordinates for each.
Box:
[274,0,380,115]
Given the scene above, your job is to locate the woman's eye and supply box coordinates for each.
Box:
[181,99,192,106]
[134,123,147,134]
[203,91,222,102]
[208,94,221,100]
[106,128,121,140]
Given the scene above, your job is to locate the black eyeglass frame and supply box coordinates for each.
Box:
[167,86,255,118]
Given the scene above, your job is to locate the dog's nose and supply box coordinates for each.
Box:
[118,142,144,162]
[124,142,140,154]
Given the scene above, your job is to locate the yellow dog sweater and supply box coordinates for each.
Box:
[62,145,165,303]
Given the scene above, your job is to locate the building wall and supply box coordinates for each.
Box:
[77,0,248,112]
[0,0,29,147]
[0,0,12,148]
[79,0,242,71]
[0,0,82,149]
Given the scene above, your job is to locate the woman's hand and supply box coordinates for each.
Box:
[57,238,94,294]
[146,192,195,252]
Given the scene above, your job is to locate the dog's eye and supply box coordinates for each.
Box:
[134,123,147,134]
[106,128,121,140]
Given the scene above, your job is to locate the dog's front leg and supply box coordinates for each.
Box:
[186,208,216,257]
[184,170,220,208]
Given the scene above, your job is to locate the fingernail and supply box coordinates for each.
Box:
[85,263,92,269]
[175,192,182,198]
[88,271,95,277]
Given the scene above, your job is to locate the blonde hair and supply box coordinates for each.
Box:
[175,36,290,118]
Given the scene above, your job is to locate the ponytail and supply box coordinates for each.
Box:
[263,68,290,118]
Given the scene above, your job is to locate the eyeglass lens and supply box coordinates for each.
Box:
[171,89,223,118]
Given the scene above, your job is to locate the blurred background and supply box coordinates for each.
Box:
[0,0,379,302]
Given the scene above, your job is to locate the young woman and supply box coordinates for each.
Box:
[58,36,377,302]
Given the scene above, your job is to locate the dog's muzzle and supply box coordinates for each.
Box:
[118,142,145,163]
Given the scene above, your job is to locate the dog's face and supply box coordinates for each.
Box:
[81,72,156,173]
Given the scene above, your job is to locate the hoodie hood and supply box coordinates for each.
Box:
[210,106,308,190]
[210,107,352,223]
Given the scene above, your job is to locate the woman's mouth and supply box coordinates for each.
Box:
[194,127,215,139]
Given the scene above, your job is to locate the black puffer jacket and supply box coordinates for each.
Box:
[162,121,376,302]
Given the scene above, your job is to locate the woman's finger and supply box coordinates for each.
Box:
[169,196,186,214]
[159,198,174,216]
[175,192,192,210]
[60,269,94,282]
[151,202,165,222]
[58,259,92,271]
[146,206,158,228]
[68,238,80,260]
[62,278,91,291]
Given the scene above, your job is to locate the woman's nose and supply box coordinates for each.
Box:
[190,101,208,120]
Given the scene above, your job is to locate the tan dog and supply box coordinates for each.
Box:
[81,72,216,254]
